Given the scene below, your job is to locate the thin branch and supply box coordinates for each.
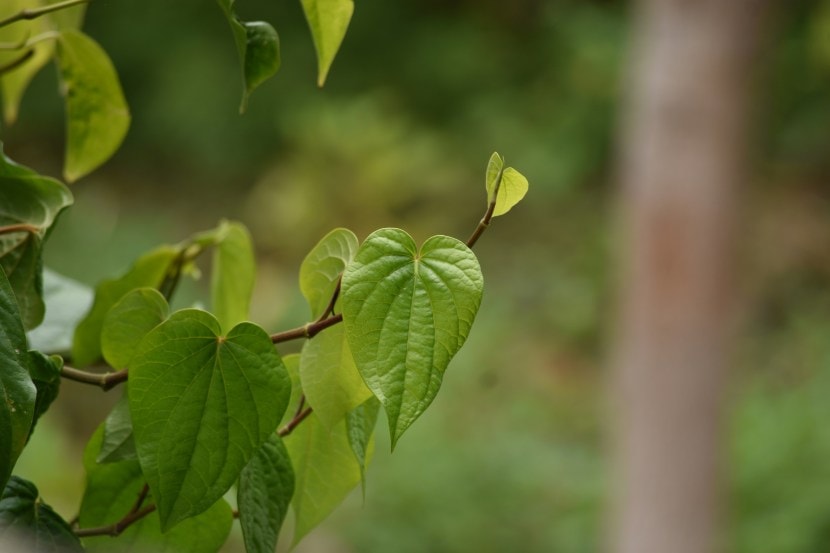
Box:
[0,223,39,236]
[0,0,90,29]
[0,49,32,74]
[74,504,156,538]
[316,279,341,322]
[270,313,343,344]
[130,484,150,514]
[466,201,497,249]
[278,406,313,437]
[60,365,128,391]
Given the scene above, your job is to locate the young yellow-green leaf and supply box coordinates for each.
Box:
[285,413,368,546]
[301,0,354,86]
[0,476,82,552]
[211,220,255,333]
[80,427,233,553]
[299,227,358,319]
[238,435,294,553]
[56,30,130,182]
[0,267,36,490]
[101,288,169,369]
[0,146,73,329]
[27,269,93,354]
[216,0,280,113]
[300,323,371,430]
[493,167,529,217]
[129,309,290,530]
[96,393,136,464]
[72,245,180,367]
[484,151,504,205]
[342,228,483,448]
[346,396,379,495]
[26,351,62,442]
[0,0,86,125]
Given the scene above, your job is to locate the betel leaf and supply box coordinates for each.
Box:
[484,152,529,217]
[299,227,358,319]
[0,147,73,330]
[238,434,294,553]
[129,309,290,530]
[342,228,484,448]
[216,0,280,113]
[72,244,180,367]
[27,269,93,354]
[26,351,62,442]
[0,267,36,491]
[285,412,369,546]
[300,323,371,430]
[56,29,130,182]
[0,0,86,125]
[80,427,233,553]
[97,393,136,464]
[0,476,82,552]
[211,220,255,333]
[346,396,379,495]
[101,288,169,369]
[301,0,354,86]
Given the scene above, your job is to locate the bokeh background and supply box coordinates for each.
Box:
[6,0,830,551]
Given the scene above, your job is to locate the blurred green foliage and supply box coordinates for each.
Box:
[6,0,830,551]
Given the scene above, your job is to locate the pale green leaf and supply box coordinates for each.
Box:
[72,245,180,367]
[80,427,233,553]
[346,396,379,495]
[484,151,504,205]
[56,29,130,182]
[129,309,290,530]
[101,287,169,369]
[300,323,371,430]
[0,146,73,329]
[342,228,483,448]
[285,413,368,545]
[299,227,358,319]
[0,267,36,490]
[493,167,529,217]
[301,0,354,86]
[211,220,255,333]
[238,435,294,553]
[26,269,93,354]
[0,476,82,552]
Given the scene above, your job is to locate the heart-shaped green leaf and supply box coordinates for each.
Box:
[0,267,36,490]
[216,0,281,113]
[0,476,82,552]
[285,412,368,546]
[97,393,136,464]
[80,427,233,553]
[26,351,62,442]
[484,152,529,217]
[346,396,379,496]
[101,288,169,369]
[27,269,93,354]
[301,0,354,86]
[342,228,483,447]
[299,227,358,319]
[211,220,255,333]
[0,146,73,329]
[72,245,180,367]
[56,29,130,182]
[238,434,294,553]
[129,309,290,530]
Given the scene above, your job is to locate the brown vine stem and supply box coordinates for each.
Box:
[74,504,156,538]
[270,313,343,344]
[0,223,39,236]
[466,200,496,249]
[277,406,313,437]
[0,0,90,29]
[60,365,128,391]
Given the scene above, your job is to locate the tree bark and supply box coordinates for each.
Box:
[610,2,770,553]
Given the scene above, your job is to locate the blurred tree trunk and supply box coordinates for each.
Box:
[610,1,770,553]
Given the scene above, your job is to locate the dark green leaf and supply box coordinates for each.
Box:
[0,146,73,329]
[342,228,484,448]
[56,30,130,182]
[101,288,169,369]
[26,351,62,442]
[0,476,82,552]
[299,227,358,319]
[346,396,379,495]
[97,393,136,464]
[80,427,233,553]
[72,244,180,367]
[211,220,255,333]
[27,269,93,354]
[129,309,290,530]
[0,267,36,490]
[300,0,354,86]
[238,435,294,553]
